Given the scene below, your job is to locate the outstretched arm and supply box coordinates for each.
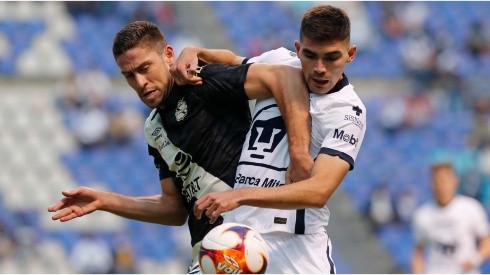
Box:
[461,234,490,271]
[411,244,425,274]
[48,178,188,226]
[194,154,349,224]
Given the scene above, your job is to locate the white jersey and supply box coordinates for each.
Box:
[224,48,367,235]
[413,195,490,274]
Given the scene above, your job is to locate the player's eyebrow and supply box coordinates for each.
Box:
[302,48,317,56]
[302,47,341,56]
[121,60,151,75]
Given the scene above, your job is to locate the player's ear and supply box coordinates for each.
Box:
[347,45,357,63]
[163,45,175,64]
[294,41,301,55]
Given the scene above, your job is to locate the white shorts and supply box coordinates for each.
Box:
[187,242,202,274]
[263,231,336,274]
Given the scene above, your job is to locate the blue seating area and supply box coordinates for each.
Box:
[53,122,180,264]
[1,1,490,273]
[344,94,484,271]
[209,2,490,80]
[0,20,45,75]
[346,97,475,210]
[345,94,490,272]
[208,2,298,56]
[61,14,123,75]
[0,2,488,80]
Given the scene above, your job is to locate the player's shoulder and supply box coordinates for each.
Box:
[336,83,365,116]
[196,63,252,92]
[199,63,251,77]
[145,108,159,124]
[332,80,364,106]
[312,81,366,120]
[144,109,162,132]
[143,109,163,146]
[248,47,300,66]
[454,195,485,211]
[412,202,435,222]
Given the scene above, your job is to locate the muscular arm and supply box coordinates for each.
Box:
[411,244,425,274]
[245,63,313,181]
[192,46,245,66]
[173,48,313,182]
[195,154,349,223]
[462,234,490,271]
[478,235,490,263]
[48,178,188,226]
[478,235,490,261]
[105,178,188,225]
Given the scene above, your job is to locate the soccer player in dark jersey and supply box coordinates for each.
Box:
[47,21,312,273]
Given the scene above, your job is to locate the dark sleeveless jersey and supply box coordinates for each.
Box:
[145,63,252,246]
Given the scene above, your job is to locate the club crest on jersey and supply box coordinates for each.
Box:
[175,99,188,121]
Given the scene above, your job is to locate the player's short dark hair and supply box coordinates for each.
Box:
[431,162,454,171]
[112,21,167,58]
[300,5,351,43]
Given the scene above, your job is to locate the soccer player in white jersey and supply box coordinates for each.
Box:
[172,5,366,273]
[411,161,490,274]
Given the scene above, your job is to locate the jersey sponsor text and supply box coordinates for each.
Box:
[182,176,201,202]
[344,114,364,130]
[333,129,358,146]
[235,173,283,188]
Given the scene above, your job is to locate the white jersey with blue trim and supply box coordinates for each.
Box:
[224,48,367,235]
[413,195,490,274]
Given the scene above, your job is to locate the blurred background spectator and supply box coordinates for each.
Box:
[70,232,114,274]
[0,1,490,273]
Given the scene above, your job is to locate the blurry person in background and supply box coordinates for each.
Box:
[367,184,396,229]
[0,223,15,266]
[394,188,417,225]
[55,67,112,148]
[465,20,490,60]
[48,20,311,274]
[69,232,114,274]
[411,161,490,274]
[111,237,137,274]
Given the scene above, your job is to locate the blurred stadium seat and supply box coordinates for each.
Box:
[1,1,490,273]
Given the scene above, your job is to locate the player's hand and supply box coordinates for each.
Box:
[194,191,240,224]
[47,187,101,222]
[286,155,314,184]
[461,256,482,272]
[170,46,203,86]
[461,260,475,272]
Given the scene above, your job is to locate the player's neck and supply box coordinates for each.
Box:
[158,80,175,110]
[436,196,454,207]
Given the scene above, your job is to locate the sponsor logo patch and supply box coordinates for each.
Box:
[274,217,287,224]
[352,105,362,116]
[333,129,358,145]
[175,99,188,121]
[344,114,364,129]
[151,127,162,136]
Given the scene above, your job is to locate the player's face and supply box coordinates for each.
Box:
[431,166,458,206]
[295,37,356,94]
[116,43,175,109]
